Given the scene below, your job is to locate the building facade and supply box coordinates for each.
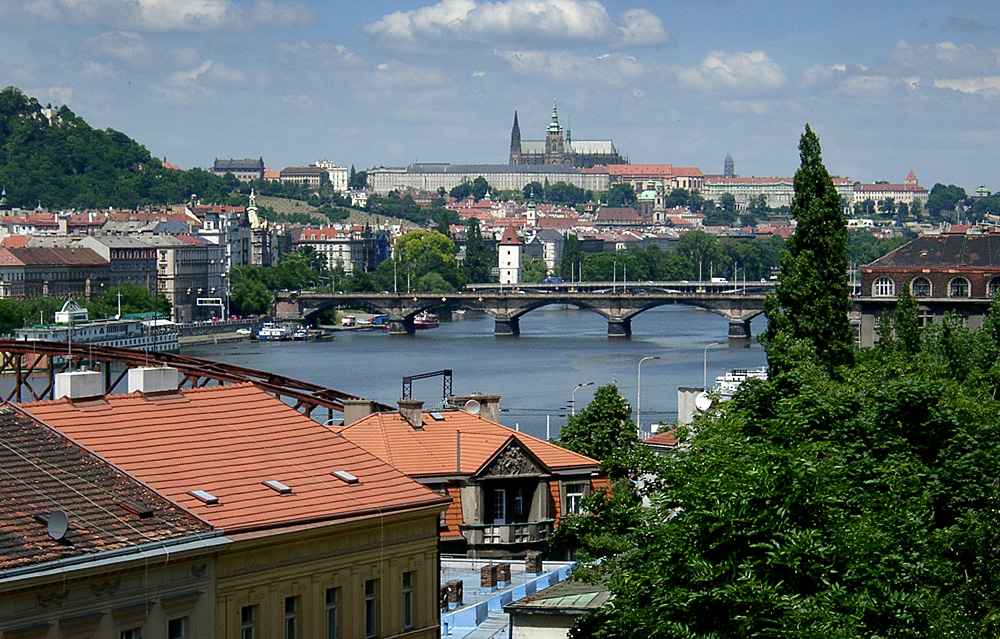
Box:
[856,232,1000,347]
[702,176,855,209]
[508,102,626,168]
[212,158,265,182]
[853,171,930,212]
[368,164,610,196]
[292,225,391,274]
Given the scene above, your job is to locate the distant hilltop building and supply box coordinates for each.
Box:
[211,157,264,182]
[509,101,626,169]
[853,171,929,212]
[724,153,735,178]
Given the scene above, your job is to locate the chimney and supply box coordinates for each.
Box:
[448,394,501,423]
[398,398,424,429]
[128,366,180,394]
[342,399,376,426]
[55,371,103,400]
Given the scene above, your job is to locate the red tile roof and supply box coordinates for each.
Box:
[21,383,449,534]
[0,406,210,571]
[335,410,600,478]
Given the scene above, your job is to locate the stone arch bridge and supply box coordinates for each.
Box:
[274,282,773,340]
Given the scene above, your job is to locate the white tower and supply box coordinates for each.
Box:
[498,226,523,286]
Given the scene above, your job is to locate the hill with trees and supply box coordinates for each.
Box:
[0,86,234,209]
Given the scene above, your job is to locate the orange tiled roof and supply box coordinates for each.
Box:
[335,410,600,478]
[21,383,449,534]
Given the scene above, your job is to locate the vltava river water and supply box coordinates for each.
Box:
[186,306,768,441]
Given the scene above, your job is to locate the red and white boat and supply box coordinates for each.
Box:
[413,311,439,329]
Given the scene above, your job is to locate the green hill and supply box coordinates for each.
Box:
[0,86,234,209]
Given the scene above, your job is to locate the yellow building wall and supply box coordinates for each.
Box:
[215,506,444,639]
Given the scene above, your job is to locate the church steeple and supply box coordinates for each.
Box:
[509,111,522,164]
[547,99,562,133]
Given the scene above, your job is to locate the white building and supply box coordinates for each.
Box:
[853,171,929,213]
[368,163,610,196]
[315,160,349,193]
[498,226,522,286]
[702,176,854,209]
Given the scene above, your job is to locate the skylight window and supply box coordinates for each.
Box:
[430,412,446,421]
[188,489,219,505]
[331,470,359,484]
[263,479,292,495]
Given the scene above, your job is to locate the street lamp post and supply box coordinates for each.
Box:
[703,342,724,389]
[571,381,594,416]
[637,356,660,431]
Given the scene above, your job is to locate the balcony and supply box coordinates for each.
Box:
[462,519,554,551]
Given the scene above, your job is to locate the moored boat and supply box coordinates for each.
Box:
[255,322,292,341]
[14,299,179,353]
[413,311,439,329]
[715,367,768,398]
[291,327,310,341]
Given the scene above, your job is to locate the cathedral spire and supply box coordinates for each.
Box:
[509,110,522,163]
[547,99,562,133]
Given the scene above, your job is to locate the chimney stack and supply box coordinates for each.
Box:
[398,398,424,429]
[449,394,501,423]
[128,366,180,395]
[55,371,103,401]
[342,399,376,426]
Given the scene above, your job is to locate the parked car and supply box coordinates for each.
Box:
[236,327,252,335]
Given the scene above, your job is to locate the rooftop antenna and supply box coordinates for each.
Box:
[463,399,481,415]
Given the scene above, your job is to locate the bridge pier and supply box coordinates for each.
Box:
[494,317,520,336]
[607,318,632,338]
[388,316,415,335]
[728,319,753,340]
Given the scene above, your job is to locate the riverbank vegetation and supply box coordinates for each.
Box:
[552,126,1000,638]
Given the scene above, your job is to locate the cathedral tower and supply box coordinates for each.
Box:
[544,100,565,165]
[509,111,522,164]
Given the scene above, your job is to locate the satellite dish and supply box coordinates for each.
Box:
[694,392,713,412]
[464,399,481,415]
[47,510,69,541]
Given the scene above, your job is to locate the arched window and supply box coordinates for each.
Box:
[872,277,895,297]
[911,277,931,297]
[988,277,1000,298]
[949,277,970,298]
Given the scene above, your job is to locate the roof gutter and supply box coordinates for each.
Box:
[0,531,229,588]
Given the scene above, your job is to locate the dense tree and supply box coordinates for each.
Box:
[605,184,637,207]
[471,176,491,201]
[0,86,235,208]
[449,182,473,200]
[557,384,638,470]
[925,183,967,220]
[847,228,908,267]
[348,166,367,190]
[559,233,584,281]
[84,284,170,320]
[461,218,494,284]
[763,124,854,375]
[394,230,459,289]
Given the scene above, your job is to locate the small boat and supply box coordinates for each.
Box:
[255,322,292,341]
[292,327,311,341]
[452,309,467,316]
[715,367,768,398]
[413,311,439,329]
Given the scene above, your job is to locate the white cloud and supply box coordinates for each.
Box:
[365,0,668,49]
[2,0,314,31]
[934,76,1000,95]
[273,41,367,70]
[87,31,151,65]
[167,59,246,88]
[496,49,646,84]
[888,40,1000,76]
[676,51,786,93]
[838,75,895,96]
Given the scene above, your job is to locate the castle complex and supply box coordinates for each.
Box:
[509,101,626,169]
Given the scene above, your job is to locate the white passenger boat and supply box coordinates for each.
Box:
[14,300,179,352]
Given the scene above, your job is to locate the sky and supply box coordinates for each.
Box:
[2,0,999,192]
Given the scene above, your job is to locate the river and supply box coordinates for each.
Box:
[186,306,768,441]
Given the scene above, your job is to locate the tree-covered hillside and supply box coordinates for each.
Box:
[0,86,235,209]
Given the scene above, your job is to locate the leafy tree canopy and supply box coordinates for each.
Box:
[557,384,638,475]
[0,86,235,208]
[604,184,637,208]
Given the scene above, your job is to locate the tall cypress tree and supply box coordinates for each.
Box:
[763,125,854,375]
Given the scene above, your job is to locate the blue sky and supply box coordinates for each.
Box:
[2,0,999,191]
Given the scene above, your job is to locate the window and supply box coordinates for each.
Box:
[241,605,256,639]
[513,488,524,518]
[492,488,506,524]
[120,630,140,639]
[167,618,186,639]
[402,572,414,630]
[285,596,298,639]
[325,588,339,639]
[949,277,970,298]
[918,307,934,328]
[911,277,932,297]
[365,579,378,638]
[566,483,586,514]
[989,278,1000,298]
[872,277,895,297]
